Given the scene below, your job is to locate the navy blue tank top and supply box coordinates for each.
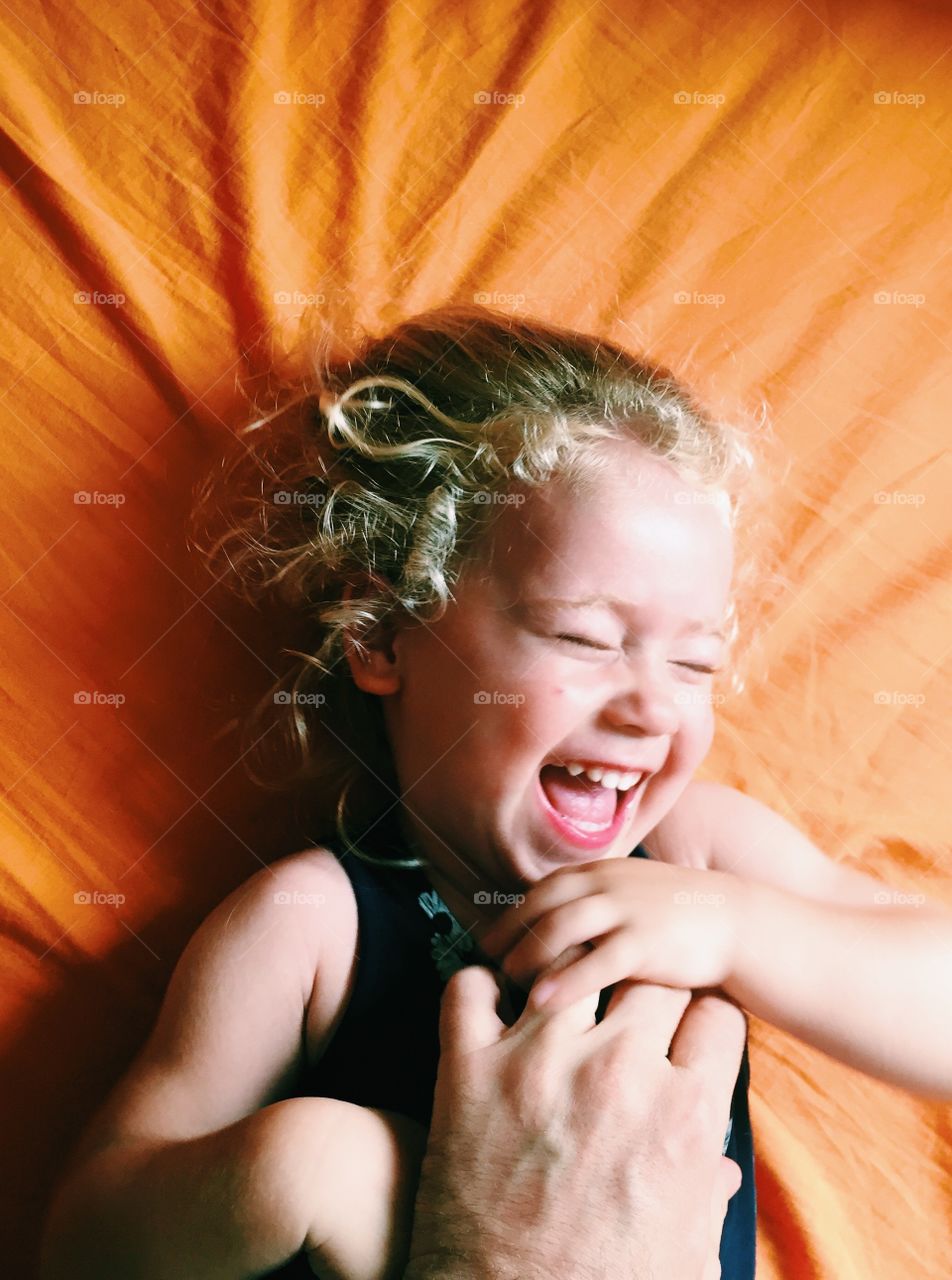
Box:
[266,842,756,1278]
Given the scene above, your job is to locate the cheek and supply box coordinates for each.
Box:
[526,667,597,705]
[518,680,585,732]
[678,702,716,763]
[408,645,489,725]
[478,690,569,768]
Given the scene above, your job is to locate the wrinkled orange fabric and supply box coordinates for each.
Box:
[1,2,949,1277]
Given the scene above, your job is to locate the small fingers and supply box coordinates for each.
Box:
[501,894,620,987]
[527,930,635,1013]
[510,944,603,1036]
[477,867,599,959]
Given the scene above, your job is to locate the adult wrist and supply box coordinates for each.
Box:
[402,1253,533,1280]
[404,1209,549,1280]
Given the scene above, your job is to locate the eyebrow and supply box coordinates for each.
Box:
[542,595,726,641]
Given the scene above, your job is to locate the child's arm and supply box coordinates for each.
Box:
[699,781,952,1097]
[483,781,952,1097]
[42,1095,423,1280]
[722,879,952,1095]
[300,1098,427,1280]
[40,851,424,1280]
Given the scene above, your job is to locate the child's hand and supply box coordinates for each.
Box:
[478,859,746,1012]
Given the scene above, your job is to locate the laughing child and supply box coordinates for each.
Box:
[42,304,952,1280]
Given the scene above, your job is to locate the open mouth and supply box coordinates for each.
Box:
[536,763,648,850]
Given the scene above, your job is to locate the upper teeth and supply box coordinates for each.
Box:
[563,762,644,790]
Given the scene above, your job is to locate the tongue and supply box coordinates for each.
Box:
[540,764,618,827]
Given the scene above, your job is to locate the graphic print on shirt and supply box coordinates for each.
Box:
[415,878,735,1156]
[415,885,480,980]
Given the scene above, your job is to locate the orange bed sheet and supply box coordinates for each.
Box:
[1,2,950,1276]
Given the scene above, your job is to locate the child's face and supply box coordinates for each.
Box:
[360,438,733,890]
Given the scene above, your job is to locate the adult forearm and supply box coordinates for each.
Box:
[725,881,952,1096]
[403,1261,497,1280]
[40,1096,337,1280]
[402,1176,565,1280]
[403,1251,548,1280]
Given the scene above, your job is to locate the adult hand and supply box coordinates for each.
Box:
[404,953,746,1280]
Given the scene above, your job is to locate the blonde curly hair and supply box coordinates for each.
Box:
[189,302,780,866]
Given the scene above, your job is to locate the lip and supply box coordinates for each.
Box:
[535,769,647,852]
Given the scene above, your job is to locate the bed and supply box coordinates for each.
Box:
[1,1,950,1276]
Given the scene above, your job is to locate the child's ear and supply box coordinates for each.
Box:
[341,578,402,696]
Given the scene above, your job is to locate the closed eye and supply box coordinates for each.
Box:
[555,635,720,672]
[555,633,614,651]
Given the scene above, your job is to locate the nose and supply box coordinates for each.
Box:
[602,653,682,738]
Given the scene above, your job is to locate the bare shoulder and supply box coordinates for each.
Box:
[641,777,818,873]
[68,845,360,1167]
[640,779,718,870]
[269,845,360,1067]
[644,779,891,906]
[641,778,783,871]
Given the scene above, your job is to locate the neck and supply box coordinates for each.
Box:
[395,811,508,945]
